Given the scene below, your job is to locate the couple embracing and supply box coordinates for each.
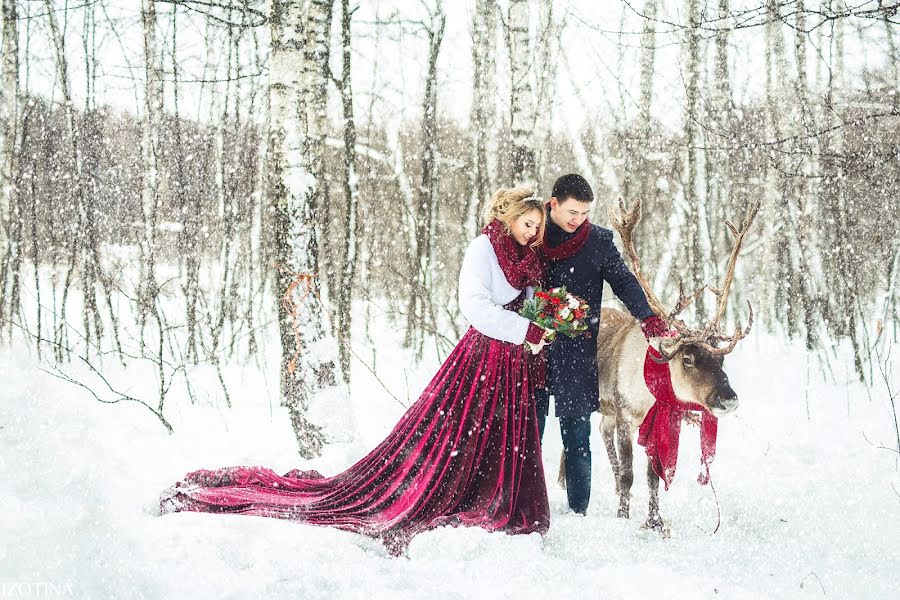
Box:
[161,174,667,556]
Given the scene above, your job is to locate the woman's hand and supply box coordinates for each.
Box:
[524,323,551,354]
[524,338,548,355]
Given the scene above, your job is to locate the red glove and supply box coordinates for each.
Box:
[640,316,670,340]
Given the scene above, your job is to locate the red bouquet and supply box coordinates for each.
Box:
[519,287,590,342]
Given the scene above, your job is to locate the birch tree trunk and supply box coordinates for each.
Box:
[820,1,865,379]
[533,2,559,191]
[404,3,445,356]
[466,0,496,237]
[792,1,819,349]
[707,0,731,283]
[212,5,253,365]
[507,0,535,184]
[213,4,239,353]
[140,0,163,345]
[336,0,359,383]
[170,5,202,363]
[269,0,342,458]
[886,13,899,110]
[638,0,658,121]
[245,23,269,359]
[766,0,808,339]
[764,1,790,333]
[631,0,670,283]
[0,0,19,331]
[683,0,705,320]
[45,0,110,355]
[83,0,97,113]
[0,0,17,244]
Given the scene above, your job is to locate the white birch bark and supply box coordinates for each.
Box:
[0,0,19,324]
[466,0,496,237]
[170,6,200,363]
[507,0,535,184]
[269,0,347,458]
[792,1,820,349]
[140,0,163,336]
[0,0,17,245]
[885,12,899,109]
[404,2,445,355]
[763,1,787,331]
[766,0,807,337]
[533,2,559,191]
[336,0,359,382]
[639,0,658,120]
[683,0,705,320]
[44,0,96,351]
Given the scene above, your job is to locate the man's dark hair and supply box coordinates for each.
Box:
[551,174,594,203]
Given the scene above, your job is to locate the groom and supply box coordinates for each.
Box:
[537,174,666,515]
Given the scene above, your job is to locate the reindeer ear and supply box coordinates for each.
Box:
[682,353,696,369]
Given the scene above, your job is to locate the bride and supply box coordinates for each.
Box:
[160,188,552,556]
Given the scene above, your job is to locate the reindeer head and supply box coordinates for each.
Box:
[665,342,739,416]
[609,197,759,418]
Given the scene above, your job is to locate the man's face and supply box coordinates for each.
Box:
[549,196,591,233]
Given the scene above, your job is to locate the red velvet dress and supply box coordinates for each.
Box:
[160,297,549,556]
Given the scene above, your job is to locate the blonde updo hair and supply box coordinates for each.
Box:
[483,187,547,249]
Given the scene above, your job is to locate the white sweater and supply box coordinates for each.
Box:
[457,234,534,344]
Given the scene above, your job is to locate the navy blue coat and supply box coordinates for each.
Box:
[542,220,654,417]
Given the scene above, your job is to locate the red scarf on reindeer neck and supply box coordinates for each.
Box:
[638,345,719,490]
[482,219,543,289]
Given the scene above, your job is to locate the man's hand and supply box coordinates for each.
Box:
[640,315,670,340]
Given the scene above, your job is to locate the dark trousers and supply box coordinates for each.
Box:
[535,390,592,514]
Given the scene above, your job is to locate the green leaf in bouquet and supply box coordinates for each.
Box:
[519,297,542,321]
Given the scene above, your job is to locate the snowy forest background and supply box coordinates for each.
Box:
[1,0,897,457]
[1,0,899,596]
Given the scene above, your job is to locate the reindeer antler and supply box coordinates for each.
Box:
[700,202,760,354]
[609,198,759,362]
[709,201,760,331]
[608,199,704,323]
[693,301,754,356]
[608,199,668,319]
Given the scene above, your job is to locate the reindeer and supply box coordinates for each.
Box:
[558,198,759,535]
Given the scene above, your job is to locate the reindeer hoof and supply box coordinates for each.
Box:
[617,497,630,519]
[641,515,671,538]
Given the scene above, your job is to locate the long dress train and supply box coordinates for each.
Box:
[160,318,549,555]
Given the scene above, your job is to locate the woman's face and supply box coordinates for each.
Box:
[510,208,543,246]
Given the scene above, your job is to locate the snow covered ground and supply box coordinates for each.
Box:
[1,311,898,599]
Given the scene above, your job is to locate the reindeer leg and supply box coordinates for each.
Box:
[557,450,567,489]
[600,415,621,494]
[642,459,671,538]
[615,420,633,519]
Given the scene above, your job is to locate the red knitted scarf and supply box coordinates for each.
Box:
[638,345,718,490]
[482,219,543,289]
[540,218,590,262]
